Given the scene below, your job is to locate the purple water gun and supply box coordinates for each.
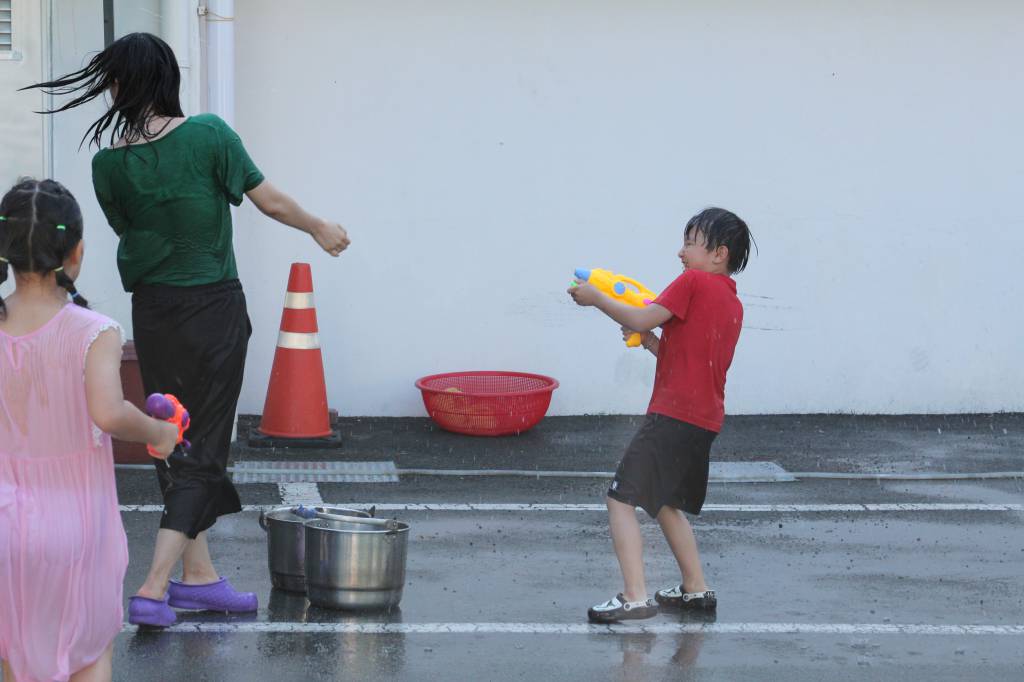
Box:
[145,393,191,459]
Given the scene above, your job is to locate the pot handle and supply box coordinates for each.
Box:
[315,511,401,532]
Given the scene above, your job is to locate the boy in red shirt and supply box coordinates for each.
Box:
[568,207,754,622]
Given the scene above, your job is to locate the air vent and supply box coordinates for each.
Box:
[0,1,11,52]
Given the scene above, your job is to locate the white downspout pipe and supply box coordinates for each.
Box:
[160,0,201,116]
[204,0,235,125]
[203,0,240,440]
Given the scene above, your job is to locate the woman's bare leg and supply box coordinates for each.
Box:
[181,532,220,584]
[136,528,190,599]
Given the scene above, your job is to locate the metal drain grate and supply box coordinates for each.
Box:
[232,460,398,484]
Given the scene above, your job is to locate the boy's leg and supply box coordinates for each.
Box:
[607,496,648,601]
[656,506,708,593]
[181,532,220,584]
[68,644,113,682]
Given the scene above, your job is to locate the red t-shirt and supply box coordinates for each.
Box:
[647,269,743,432]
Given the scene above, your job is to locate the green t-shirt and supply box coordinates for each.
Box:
[92,113,265,291]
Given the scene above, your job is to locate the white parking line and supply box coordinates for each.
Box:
[122,621,1024,636]
[862,503,1020,511]
[278,482,323,506]
[115,462,1024,482]
[118,502,1024,513]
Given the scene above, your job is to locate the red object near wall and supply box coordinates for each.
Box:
[113,341,151,464]
[415,371,559,436]
[259,263,332,439]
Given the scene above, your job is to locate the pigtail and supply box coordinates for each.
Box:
[0,257,8,320]
[42,181,90,310]
[0,214,8,320]
[55,267,89,309]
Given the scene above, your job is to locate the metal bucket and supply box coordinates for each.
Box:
[303,516,410,610]
[258,506,371,592]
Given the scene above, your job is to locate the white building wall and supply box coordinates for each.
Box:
[0,0,45,189]
[18,0,162,344]
[232,1,1024,416]
[11,1,1023,417]
[40,0,135,335]
[113,0,160,37]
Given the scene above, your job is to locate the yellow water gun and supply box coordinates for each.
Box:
[574,268,657,348]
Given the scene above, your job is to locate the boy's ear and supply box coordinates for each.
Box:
[713,244,729,264]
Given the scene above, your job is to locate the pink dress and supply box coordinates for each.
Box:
[0,304,129,682]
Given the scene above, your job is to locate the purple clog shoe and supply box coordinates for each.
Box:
[128,595,177,628]
[167,578,258,613]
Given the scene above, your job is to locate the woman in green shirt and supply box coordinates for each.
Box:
[27,32,350,628]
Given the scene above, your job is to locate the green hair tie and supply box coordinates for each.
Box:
[0,256,8,263]
[54,266,64,273]
[0,216,6,221]
[56,224,66,231]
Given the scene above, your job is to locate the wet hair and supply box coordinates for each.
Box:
[0,179,89,320]
[684,207,756,274]
[20,32,183,150]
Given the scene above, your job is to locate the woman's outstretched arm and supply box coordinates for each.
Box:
[247,181,351,257]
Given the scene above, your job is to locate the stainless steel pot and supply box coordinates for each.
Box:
[303,516,410,610]
[258,506,371,592]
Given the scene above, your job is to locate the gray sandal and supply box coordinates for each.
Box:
[655,585,717,610]
[588,593,659,623]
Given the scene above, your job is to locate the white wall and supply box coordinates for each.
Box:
[0,0,45,191]
[25,0,162,338]
[40,0,135,333]
[113,0,160,37]
[232,1,1024,416]
[19,1,1024,417]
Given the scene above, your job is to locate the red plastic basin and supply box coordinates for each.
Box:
[415,371,559,437]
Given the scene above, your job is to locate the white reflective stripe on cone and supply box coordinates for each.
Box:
[277,331,321,350]
[283,292,315,309]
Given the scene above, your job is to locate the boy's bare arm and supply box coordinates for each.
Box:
[642,332,661,356]
[572,283,671,332]
[84,329,177,456]
[621,326,660,356]
[596,298,671,333]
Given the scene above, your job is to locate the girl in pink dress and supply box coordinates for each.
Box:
[0,179,178,682]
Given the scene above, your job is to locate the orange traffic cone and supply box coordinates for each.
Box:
[259,263,333,439]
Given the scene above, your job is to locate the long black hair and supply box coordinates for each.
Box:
[685,207,756,274]
[20,32,183,150]
[0,179,89,320]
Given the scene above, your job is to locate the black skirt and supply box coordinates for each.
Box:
[132,279,251,539]
[606,413,717,518]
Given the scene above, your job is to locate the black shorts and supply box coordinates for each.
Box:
[133,279,252,539]
[607,413,717,518]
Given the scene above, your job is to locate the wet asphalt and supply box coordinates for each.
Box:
[37,416,1024,680]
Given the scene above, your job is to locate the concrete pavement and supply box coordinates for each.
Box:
[100,414,1024,681]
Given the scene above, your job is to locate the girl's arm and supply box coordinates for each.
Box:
[85,329,178,458]
[246,181,351,256]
